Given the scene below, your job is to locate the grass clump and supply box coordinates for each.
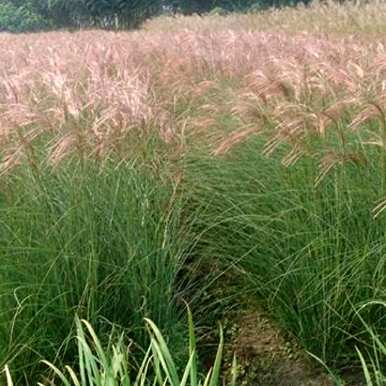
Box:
[3,310,236,386]
[187,136,386,369]
[0,159,196,382]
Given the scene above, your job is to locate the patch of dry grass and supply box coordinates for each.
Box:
[144,0,386,34]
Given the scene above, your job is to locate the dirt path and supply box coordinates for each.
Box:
[224,311,338,386]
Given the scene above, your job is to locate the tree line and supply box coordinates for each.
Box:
[0,0,308,32]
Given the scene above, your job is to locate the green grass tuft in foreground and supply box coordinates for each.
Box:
[3,309,237,386]
[0,159,197,382]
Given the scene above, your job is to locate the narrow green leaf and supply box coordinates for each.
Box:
[82,319,108,366]
[65,365,82,386]
[208,325,224,386]
[202,368,213,386]
[180,351,195,386]
[3,365,13,386]
[41,360,72,386]
[187,305,198,386]
[356,347,373,386]
[145,318,180,385]
[230,354,238,386]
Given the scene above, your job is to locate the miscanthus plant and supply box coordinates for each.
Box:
[0,158,199,382]
[187,135,386,369]
[2,310,237,386]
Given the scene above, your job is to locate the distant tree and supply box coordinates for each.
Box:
[167,0,276,14]
[0,0,314,32]
[84,0,163,28]
[34,0,90,27]
[1,0,90,29]
[0,1,47,32]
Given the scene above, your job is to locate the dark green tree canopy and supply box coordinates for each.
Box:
[0,0,310,32]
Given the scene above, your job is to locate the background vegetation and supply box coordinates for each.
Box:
[0,0,311,32]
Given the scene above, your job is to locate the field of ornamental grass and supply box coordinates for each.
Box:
[3,1,386,384]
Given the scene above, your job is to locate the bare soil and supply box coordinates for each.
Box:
[224,311,336,386]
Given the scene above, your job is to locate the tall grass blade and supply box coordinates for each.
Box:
[356,347,373,386]
[208,325,223,386]
[145,318,180,385]
[187,305,198,386]
[3,365,13,386]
